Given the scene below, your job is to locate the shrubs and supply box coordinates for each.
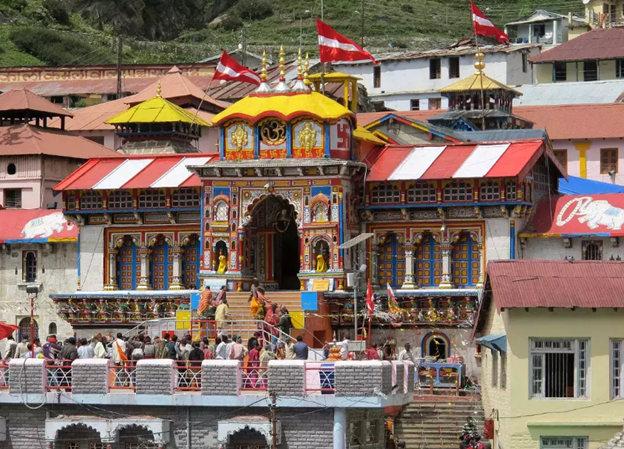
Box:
[10,27,115,66]
[218,0,273,30]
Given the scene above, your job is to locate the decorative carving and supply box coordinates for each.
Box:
[482,206,506,218]
[259,119,286,145]
[298,122,318,152]
[447,207,479,218]
[409,210,440,220]
[230,124,249,150]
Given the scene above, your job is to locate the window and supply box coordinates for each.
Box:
[429,98,442,110]
[611,340,624,399]
[23,251,37,282]
[371,184,400,204]
[7,163,16,176]
[349,421,363,447]
[506,181,517,200]
[365,420,379,444]
[172,188,200,208]
[410,99,420,111]
[491,349,499,388]
[80,191,103,210]
[373,65,381,88]
[533,23,546,38]
[531,158,550,197]
[443,181,473,202]
[378,234,405,288]
[151,236,172,290]
[617,59,624,79]
[452,233,480,287]
[480,181,500,201]
[429,58,441,79]
[449,57,460,79]
[5,189,22,208]
[108,190,133,210]
[66,193,76,210]
[182,235,200,289]
[522,52,528,73]
[530,339,589,399]
[500,351,507,389]
[540,437,588,449]
[407,183,436,203]
[138,189,166,209]
[582,240,602,260]
[118,237,140,290]
[600,148,618,174]
[554,62,566,82]
[312,202,329,222]
[214,200,229,221]
[554,149,568,172]
[48,322,57,335]
[583,60,598,82]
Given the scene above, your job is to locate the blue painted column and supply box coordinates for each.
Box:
[324,123,331,158]
[254,125,260,159]
[510,219,516,259]
[219,128,225,160]
[286,123,293,158]
[333,407,346,449]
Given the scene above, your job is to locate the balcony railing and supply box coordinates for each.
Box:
[110,363,136,390]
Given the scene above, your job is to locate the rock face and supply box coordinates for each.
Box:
[599,431,624,449]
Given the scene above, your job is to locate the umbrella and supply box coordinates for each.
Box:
[0,323,19,341]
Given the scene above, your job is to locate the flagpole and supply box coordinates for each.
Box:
[472,4,487,131]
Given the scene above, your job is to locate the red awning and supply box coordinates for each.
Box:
[530,194,624,237]
[0,209,77,243]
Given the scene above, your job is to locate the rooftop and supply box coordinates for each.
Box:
[0,87,73,118]
[106,96,211,126]
[505,9,585,27]
[439,72,522,94]
[486,260,624,310]
[514,80,624,106]
[530,28,624,63]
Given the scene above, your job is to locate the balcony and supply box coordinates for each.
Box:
[2,358,414,409]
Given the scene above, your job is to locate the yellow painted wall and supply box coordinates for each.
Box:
[574,62,584,82]
[479,305,512,449]
[600,60,617,80]
[569,26,590,40]
[505,308,624,449]
[535,64,553,83]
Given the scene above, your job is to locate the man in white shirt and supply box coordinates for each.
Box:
[225,334,236,360]
[398,343,416,364]
[112,333,127,364]
[336,338,350,360]
[215,335,229,360]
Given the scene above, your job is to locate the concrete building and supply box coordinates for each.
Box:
[335,42,540,111]
[475,260,624,449]
[504,10,589,46]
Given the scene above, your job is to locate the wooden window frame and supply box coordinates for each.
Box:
[373,65,381,88]
[429,58,441,80]
[449,57,460,79]
[600,148,618,174]
[553,149,568,173]
[410,99,420,111]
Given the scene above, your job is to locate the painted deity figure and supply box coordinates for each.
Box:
[217,250,227,274]
[316,252,328,272]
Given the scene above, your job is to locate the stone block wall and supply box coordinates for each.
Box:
[9,359,46,394]
[135,359,175,395]
[335,361,389,397]
[404,361,415,393]
[71,359,109,394]
[346,409,385,449]
[391,361,405,394]
[201,360,241,395]
[268,361,305,396]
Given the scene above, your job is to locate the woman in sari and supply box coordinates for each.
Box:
[249,278,261,317]
[246,341,260,389]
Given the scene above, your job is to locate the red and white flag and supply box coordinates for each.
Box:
[317,19,377,64]
[365,279,375,317]
[213,51,261,86]
[470,1,509,44]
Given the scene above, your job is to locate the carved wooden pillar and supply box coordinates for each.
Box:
[137,246,152,290]
[439,241,454,289]
[104,247,119,291]
[169,246,184,290]
[371,245,380,288]
[401,244,417,289]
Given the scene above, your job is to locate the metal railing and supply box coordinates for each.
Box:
[305,362,335,395]
[241,366,268,391]
[175,363,202,391]
[0,362,8,389]
[46,361,73,390]
[110,363,136,390]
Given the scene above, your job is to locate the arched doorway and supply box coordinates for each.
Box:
[117,424,157,449]
[227,427,269,449]
[244,195,300,290]
[54,423,102,449]
[18,317,37,342]
[422,332,450,360]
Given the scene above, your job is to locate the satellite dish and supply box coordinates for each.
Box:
[582,0,591,4]
[359,264,367,272]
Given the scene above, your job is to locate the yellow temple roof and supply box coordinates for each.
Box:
[307,72,363,82]
[439,72,522,95]
[211,91,354,126]
[353,126,386,145]
[105,96,211,126]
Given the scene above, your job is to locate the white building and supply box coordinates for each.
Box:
[335,43,540,111]
[504,10,588,46]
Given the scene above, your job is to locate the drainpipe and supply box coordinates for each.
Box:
[333,408,347,449]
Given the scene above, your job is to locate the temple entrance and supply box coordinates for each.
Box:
[245,195,300,290]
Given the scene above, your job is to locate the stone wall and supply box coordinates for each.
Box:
[135,359,175,395]
[0,241,76,351]
[0,404,337,449]
[334,361,392,397]
[8,359,46,394]
[201,360,241,395]
[71,359,109,394]
[268,360,305,396]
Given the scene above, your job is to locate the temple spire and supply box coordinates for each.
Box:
[156,80,162,98]
[291,48,310,93]
[274,45,291,93]
[255,50,273,94]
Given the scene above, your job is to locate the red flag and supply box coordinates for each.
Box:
[0,323,18,341]
[213,51,261,86]
[316,19,377,64]
[470,1,509,44]
[366,279,375,316]
[387,283,400,314]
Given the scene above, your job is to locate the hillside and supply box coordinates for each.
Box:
[0,0,584,67]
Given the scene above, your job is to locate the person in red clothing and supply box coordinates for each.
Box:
[366,343,380,360]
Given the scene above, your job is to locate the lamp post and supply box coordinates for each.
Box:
[26,285,39,352]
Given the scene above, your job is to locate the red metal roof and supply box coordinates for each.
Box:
[0,87,73,117]
[530,28,624,63]
[367,140,547,182]
[0,124,117,158]
[54,153,216,192]
[527,194,624,237]
[0,209,77,243]
[487,260,624,310]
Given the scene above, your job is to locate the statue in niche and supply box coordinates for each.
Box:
[217,249,228,274]
[315,241,329,272]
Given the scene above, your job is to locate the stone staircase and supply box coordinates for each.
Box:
[394,397,485,449]
[225,291,303,319]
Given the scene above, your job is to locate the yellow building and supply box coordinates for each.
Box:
[474,260,624,449]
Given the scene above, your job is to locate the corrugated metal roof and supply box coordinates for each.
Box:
[54,153,216,192]
[0,124,117,158]
[0,87,73,117]
[530,28,624,63]
[367,140,547,182]
[487,260,624,309]
[515,80,624,106]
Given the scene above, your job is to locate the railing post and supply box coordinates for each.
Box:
[136,360,175,395]
[72,359,110,394]
[201,360,241,395]
[9,359,47,394]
